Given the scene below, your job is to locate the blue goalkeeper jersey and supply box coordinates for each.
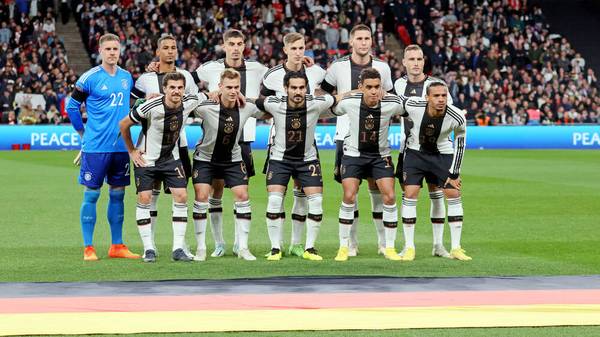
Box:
[67,65,133,153]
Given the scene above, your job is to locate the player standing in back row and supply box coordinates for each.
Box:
[320,24,394,257]
[399,82,471,261]
[394,44,453,259]
[193,29,268,258]
[66,33,139,261]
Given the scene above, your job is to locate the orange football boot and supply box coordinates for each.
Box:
[83,246,98,261]
[108,244,140,259]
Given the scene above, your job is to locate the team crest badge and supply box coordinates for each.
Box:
[340,165,346,175]
[364,114,375,130]
[84,172,92,181]
[136,177,140,187]
[193,169,198,179]
[291,117,302,129]
[267,171,273,180]
[121,79,129,90]
[169,119,179,131]
[403,171,407,183]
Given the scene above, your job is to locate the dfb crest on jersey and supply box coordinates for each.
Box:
[364,114,375,130]
[121,79,129,90]
[223,116,235,134]
[291,117,302,130]
[169,119,179,131]
[224,122,235,134]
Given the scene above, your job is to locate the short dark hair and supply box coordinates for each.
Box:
[426,82,447,95]
[283,71,308,88]
[358,68,381,84]
[157,34,176,49]
[350,24,371,38]
[162,72,186,88]
[223,29,245,43]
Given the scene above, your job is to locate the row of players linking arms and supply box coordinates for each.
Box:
[66,27,470,264]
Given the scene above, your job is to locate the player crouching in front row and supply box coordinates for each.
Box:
[120,72,205,262]
[331,68,405,262]
[251,72,348,261]
[190,69,264,261]
[399,82,471,261]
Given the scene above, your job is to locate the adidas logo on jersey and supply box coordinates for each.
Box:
[366,114,374,119]
[410,89,417,95]
[226,117,233,121]
[101,85,108,90]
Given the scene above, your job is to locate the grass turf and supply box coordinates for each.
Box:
[0,149,598,282]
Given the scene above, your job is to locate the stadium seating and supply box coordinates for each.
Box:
[0,1,77,124]
[2,1,598,125]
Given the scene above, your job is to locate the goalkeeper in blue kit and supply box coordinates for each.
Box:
[66,33,140,261]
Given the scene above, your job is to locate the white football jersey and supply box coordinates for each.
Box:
[194,59,268,142]
[321,55,393,141]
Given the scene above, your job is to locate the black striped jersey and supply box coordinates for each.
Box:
[256,95,337,162]
[129,93,206,167]
[130,68,198,147]
[261,63,326,97]
[321,55,394,141]
[393,75,453,103]
[193,101,262,163]
[402,97,466,178]
[332,93,405,158]
[194,58,268,142]
[261,63,326,147]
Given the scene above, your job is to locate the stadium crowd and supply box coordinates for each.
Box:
[389,0,600,125]
[0,0,78,125]
[1,0,598,125]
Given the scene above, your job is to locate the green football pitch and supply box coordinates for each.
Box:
[0,149,598,283]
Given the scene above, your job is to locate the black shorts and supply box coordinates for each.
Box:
[192,160,248,188]
[402,149,454,188]
[394,151,404,179]
[239,141,255,177]
[341,155,395,181]
[395,150,436,185]
[135,159,187,193]
[333,140,344,183]
[158,145,192,194]
[266,160,323,188]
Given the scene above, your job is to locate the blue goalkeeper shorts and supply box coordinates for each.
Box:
[79,152,131,189]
